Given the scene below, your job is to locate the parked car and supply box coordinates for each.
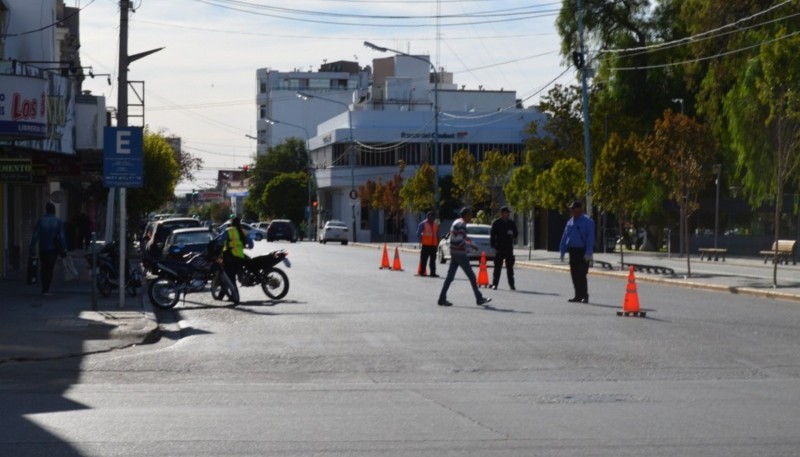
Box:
[255,221,271,231]
[217,221,266,242]
[319,220,349,245]
[437,223,493,264]
[144,217,204,270]
[267,219,297,242]
[161,227,215,260]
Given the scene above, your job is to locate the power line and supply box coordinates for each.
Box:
[2,0,98,37]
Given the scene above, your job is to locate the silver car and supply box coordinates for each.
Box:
[438,224,494,263]
[320,220,349,245]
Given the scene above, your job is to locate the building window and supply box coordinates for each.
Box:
[259,105,267,119]
[259,80,267,94]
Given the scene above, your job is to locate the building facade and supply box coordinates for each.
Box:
[0,0,108,277]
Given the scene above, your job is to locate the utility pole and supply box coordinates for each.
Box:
[117,0,130,308]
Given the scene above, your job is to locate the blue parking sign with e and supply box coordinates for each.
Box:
[103,127,144,188]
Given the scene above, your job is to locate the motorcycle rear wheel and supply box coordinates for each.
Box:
[148,278,180,309]
[261,268,289,300]
[97,267,113,297]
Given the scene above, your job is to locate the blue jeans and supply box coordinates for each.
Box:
[438,252,483,302]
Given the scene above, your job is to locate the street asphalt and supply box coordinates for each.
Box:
[0,243,798,363]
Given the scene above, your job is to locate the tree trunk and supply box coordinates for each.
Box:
[773,185,782,288]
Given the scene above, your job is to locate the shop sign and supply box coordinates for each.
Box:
[0,75,48,139]
[0,158,33,183]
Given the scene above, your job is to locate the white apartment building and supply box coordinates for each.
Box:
[255,55,547,243]
[255,61,370,154]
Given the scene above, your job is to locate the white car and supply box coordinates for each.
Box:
[438,224,494,263]
[217,221,266,242]
[320,220,349,245]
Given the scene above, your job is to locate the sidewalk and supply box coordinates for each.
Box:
[364,243,800,303]
[0,251,159,364]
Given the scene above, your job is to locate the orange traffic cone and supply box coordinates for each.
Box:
[379,244,391,270]
[417,260,427,276]
[477,251,490,287]
[617,266,646,317]
[392,247,404,271]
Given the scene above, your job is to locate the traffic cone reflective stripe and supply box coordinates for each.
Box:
[477,251,490,287]
[617,266,646,317]
[392,247,403,271]
[380,244,391,269]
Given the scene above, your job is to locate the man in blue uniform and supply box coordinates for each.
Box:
[559,200,595,303]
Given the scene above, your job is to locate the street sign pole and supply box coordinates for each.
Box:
[118,0,130,309]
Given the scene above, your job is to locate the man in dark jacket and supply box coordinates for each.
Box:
[490,206,518,290]
[30,202,67,295]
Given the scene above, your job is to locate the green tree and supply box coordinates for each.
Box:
[128,129,181,220]
[452,149,487,208]
[480,151,517,214]
[260,172,309,224]
[247,138,308,218]
[640,109,717,276]
[725,30,800,286]
[533,158,586,210]
[400,162,436,214]
[505,152,538,258]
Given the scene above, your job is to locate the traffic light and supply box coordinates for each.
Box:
[572,51,585,69]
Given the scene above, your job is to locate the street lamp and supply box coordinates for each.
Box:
[364,41,440,213]
[265,117,314,241]
[296,91,357,242]
[672,97,685,256]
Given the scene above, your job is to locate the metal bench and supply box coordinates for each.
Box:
[759,240,797,265]
[698,247,727,261]
[591,259,614,270]
[622,262,675,276]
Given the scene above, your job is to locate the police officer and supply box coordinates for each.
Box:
[216,216,253,299]
[559,200,595,303]
[416,211,439,277]
[490,206,517,290]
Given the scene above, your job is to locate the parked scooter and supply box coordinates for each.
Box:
[211,250,291,301]
[85,241,142,297]
[148,242,238,309]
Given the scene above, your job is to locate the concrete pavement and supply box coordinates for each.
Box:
[0,251,159,364]
[2,242,798,364]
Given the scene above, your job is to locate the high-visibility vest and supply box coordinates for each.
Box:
[420,221,439,246]
[225,227,245,258]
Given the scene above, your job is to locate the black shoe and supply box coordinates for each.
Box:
[510,285,516,291]
[430,274,440,278]
[580,296,589,303]
[438,299,453,307]
[477,297,492,306]
[567,297,581,303]
[490,284,498,290]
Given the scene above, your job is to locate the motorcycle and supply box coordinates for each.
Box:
[211,250,291,301]
[148,242,238,309]
[85,241,142,297]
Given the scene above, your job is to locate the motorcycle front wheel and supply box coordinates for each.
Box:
[148,278,180,309]
[261,268,289,300]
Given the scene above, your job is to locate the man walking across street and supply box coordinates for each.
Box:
[438,207,492,307]
[490,206,518,290]
[416,211,439,277]
[559,200,595,303]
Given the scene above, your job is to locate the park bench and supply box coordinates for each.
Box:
[591,259,614,270]
[622,262,675,276]
[759,240,797,265]
[698,247,727,261]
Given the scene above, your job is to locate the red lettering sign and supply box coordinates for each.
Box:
[12,93,39,121]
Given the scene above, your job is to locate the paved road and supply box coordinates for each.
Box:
[1,241,799,456]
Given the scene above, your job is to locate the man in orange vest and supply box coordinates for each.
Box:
[416,211,440,277]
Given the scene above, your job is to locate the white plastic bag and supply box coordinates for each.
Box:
[61,256,79,282]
